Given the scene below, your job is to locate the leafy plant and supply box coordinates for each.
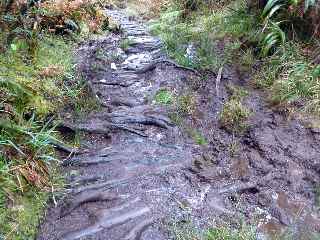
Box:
[260,21,285,56]
[261,0,284,21]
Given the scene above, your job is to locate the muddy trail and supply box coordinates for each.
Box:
[37,6,320,240]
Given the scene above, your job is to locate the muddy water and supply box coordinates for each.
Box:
[37,7,320,240]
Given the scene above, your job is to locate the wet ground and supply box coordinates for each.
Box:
[37,6,320,240]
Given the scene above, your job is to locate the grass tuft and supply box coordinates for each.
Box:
[0,34,87,239]
[205,225,256,240]
[119,38,134,51]
[219,99,251,133]
[155,89,174,105]
[219,85,251,133]
[177,93,197,115]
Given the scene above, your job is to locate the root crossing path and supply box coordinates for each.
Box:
[37,8,320,240]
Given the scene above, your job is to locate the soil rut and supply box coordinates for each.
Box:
[37,7,320,240]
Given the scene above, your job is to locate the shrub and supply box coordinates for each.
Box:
[0,0,108,54]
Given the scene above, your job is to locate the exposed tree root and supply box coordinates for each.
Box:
[105,107,173,129]
[60,190,119,218]
[129,58,200,75]
[68,174,109,186]
[59,122,147,138]
[109,97,139,107]
[72,178,133,195]
[61,206,150,240]
[65,157,114,166]
[155,59,200,75]
[123,218,154,240]
[218,182,258,194]
[92,79,139,87]
[49,141,85,155]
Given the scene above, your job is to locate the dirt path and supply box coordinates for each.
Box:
[37,7,320,240]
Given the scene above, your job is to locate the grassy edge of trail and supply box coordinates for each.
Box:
[0,33,91,240]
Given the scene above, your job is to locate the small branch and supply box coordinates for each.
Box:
[156,59,200,75]
[218,182,257,195]
[49,141,85,155]
[60,190,119,218]
[215,67,223,97]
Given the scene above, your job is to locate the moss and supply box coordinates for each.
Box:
[155,89,174,105]
[171,220,256,240]
[1,191,48,240]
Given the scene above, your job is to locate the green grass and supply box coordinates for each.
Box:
[155,89,174,105]
[219,85,251,133]
[205,226,256,240]
[192,131,207,145]
[253,42,320,114]
[119,38,134,51]
[171,220,256,240]
[0,34,86,239]
[153,0,320,115]
[150,1,258,71]
[219,99,251,133]
[185,128,207,145]
[177,93,196,115]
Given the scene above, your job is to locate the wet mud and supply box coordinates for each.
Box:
[37,6,320,240]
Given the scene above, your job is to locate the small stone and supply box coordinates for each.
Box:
[111,63,117,70]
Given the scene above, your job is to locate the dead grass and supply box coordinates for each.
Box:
[126,0,169,19]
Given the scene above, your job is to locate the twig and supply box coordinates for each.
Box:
[155,59,201,75]
[218,182,257,194]
[215,67,223,97]
[49,141,85,155]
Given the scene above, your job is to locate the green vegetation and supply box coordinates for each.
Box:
[177,93,197,115]
[120,38,134,51]
[184,127,207,145]
[155,89,205,145]
[155,89,174,105]
[219,85,251,133]
[229,139,240,157]
[206,226,256,240]
[254,42,320,113]
[152,0,320,116]
[219,99,251,133]
[190,130,207,145]
[172,221,256,240]
[0,34,77,240]
[149,1,257,71]
[0,0,109,238]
